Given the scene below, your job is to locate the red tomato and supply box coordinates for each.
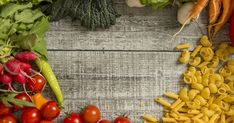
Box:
[27,75,46,93]
[14,93,31,110]
[21,107,41,123]
[230,11,234,45]
[40,120,53,123]
[41,101,60,120]
[114,116,131,123]
[0,102,12,115]
[0,114,17,123]
[98,119,110,123]
[82,105,101,123]
[63,113,83,123]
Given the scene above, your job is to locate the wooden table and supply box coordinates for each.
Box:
[46,0,229,122]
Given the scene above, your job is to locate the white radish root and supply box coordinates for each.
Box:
[126,0,145,7]
[177,2,195,25]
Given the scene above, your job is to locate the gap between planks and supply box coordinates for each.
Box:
[47,49,181,52]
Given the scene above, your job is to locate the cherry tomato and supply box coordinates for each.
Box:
[21,107,41,123]
[40,120,53,123]
[41,101,60,120]
[114,116,131,123]
[27,74,46,93]
[0,102,12,115]
[63,112,82,123]
[82,105,101,123]
[14,93,31,110]
[0,114,17,123]
[98,119,110,123]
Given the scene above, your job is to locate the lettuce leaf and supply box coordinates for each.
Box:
[140,0,172,10]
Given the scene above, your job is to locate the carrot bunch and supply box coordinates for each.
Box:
[208,0,234,38]
[175,0,234,40]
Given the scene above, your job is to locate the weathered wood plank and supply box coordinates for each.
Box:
[46,3,229,51]
[47,51,187,122]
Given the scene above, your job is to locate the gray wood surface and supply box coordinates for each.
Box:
[45,1,230,122]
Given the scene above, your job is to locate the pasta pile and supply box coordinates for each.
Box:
[152,36,234,123]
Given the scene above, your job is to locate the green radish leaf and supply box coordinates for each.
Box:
[14,9,34,23]
[8,98,35,107]
[1,97,12,107]
[1,97,13,107]
[15,9,44,24]
[32,36,47,60]
[7,93,17,98]
[0,18,12,34]
[10,33,38,50]
[31,17,49,37]
[0,3,33,18]
[32,0,53,4]
[31,17,49,59]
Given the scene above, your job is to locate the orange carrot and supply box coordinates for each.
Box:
[208,0,221,38]
[188,0,209,20]
[173,0,209,37]
[213,0,232,36]
[209,0,221,24]
[32,93,48,110]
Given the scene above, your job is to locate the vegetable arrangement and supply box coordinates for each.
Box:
[63,105,131,123]
[0,0,234,122]
[0,0,64,122]
[175,0,234,39]
[127,0,234,40]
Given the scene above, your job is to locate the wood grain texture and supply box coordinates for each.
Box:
[44,0,231,122]
[47,51,186,122]
[46,3,229,51]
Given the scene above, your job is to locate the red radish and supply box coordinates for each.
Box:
[0,63,3,74]
[13,73,27,84]
[230,11,234,45]
[20,62,31,74]
[15,52,37,62]
[3,85,15,90]
[0,74,17,92]
[5,59,22,75]
[0,74,12,84]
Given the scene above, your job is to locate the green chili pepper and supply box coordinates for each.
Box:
[35,59,64,107]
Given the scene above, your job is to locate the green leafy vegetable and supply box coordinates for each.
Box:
[0,2,32,17]
[0,93,35,107]
[44,0,120,29]
[140,0,172,10]
[31,16,49,37]
[0,0,52,6]
[10,33,38,50]
[0,2,49,59]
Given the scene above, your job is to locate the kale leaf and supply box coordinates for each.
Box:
[43,0,120,29]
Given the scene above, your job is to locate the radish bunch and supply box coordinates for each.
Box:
[0,51,45,94]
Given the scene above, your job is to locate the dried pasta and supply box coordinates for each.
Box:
[153,36,234,122]
[191,45,202,58]
[176,43,192,50]
[179,50,190,63]
[200,35,212,47]
[142,114,158,123]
